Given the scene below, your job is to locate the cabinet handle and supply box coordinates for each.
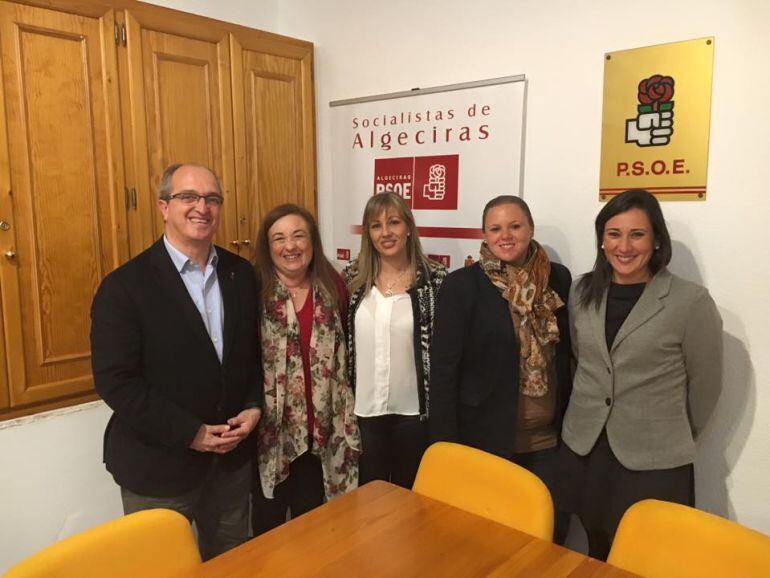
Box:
[4,248,16,260]
[0,220,10,231]
[230,240,241,248]
[131,188,137,210]
[241,239,251,246]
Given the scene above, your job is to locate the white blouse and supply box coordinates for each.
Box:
[354,287,419,417]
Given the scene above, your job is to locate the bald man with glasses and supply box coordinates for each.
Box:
[91,163,262,560]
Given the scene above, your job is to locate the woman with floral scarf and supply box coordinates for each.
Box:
[252,204,360,535]
[429,195,572,544]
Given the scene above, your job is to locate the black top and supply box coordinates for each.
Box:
[605,282,646,350]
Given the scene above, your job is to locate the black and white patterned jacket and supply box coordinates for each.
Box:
[342,259,447,420]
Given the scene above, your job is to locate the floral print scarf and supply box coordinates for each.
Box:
[257,279,360,500]
[480,240,564,397]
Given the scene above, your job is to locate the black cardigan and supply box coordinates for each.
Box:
[344,259,446,419]
[428,261,572,458]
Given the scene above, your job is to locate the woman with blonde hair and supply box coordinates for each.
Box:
[344,192,446,488]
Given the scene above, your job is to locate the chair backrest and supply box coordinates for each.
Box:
[608,499,770,578]
[412,442,554,541]
[5,509,201,578]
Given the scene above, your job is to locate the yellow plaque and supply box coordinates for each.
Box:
[599,38,714,201]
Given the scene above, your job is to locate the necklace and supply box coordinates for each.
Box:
[381,268,408,297]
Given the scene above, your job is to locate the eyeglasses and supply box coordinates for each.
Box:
[165,192,224,206]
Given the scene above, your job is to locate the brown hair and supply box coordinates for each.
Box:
[348,192,429,294]
[577,189,672,309]
[254,204,340,306]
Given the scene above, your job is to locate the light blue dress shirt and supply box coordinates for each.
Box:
[163,236,225,362]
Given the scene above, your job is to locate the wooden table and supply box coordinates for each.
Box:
[195,481,637,577]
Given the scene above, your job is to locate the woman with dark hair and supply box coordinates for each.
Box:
[560,189,722,559]
[252,204,360,535]
[429,195,572,543]
[344,192,446,488]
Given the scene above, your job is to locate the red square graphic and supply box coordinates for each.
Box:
[412,155,459,210]
[336,248,351,261]
[373,157,415,205]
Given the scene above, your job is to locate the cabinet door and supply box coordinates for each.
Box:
[0,1,127,407]
[231,34,316,262]
[121,10,237,255]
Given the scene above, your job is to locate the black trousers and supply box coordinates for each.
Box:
[251,451,325,536]
[358,414,429,489]
[557,430,694,560]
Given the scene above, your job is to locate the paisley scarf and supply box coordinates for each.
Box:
[479,240,564,397]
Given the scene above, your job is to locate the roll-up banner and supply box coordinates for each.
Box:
[329,76,526,271]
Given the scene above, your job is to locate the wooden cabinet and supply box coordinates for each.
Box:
[0,0,316,419]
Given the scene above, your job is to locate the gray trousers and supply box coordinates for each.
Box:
[121,457,251,561]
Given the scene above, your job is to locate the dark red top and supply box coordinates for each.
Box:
[296,273,349,445]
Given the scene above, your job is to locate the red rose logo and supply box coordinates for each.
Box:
[638,75,674,110]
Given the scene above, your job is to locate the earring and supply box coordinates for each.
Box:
[655,244,661,250]
[600,243,605,249]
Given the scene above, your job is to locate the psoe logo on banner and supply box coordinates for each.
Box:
[625,74,675,147]
[373,155,459,210]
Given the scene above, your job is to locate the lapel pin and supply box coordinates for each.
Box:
[230,271,236,280]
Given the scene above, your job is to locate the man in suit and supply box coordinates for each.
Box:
[90,163,262,560]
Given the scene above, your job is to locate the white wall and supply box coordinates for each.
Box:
[142,0,279,31]
[2,0,769,572]
[0,403,118,571]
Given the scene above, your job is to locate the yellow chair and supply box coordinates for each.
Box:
[608,499,770,578]
[412,441,554,541]
[5,509,201,578]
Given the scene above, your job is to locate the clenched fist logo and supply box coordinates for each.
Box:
[626,75,675,147]
[422,163,447,200]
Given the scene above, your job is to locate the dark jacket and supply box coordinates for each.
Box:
[429,261,571,458]
[90,239,262,496]
[344,259,446,419]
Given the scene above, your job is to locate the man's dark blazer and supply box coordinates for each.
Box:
[429,260,572,459]
[90,238,262,497]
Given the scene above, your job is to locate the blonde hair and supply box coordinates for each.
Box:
[348,192,429,294]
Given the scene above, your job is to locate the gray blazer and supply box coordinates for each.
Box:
[562,268,722,470]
